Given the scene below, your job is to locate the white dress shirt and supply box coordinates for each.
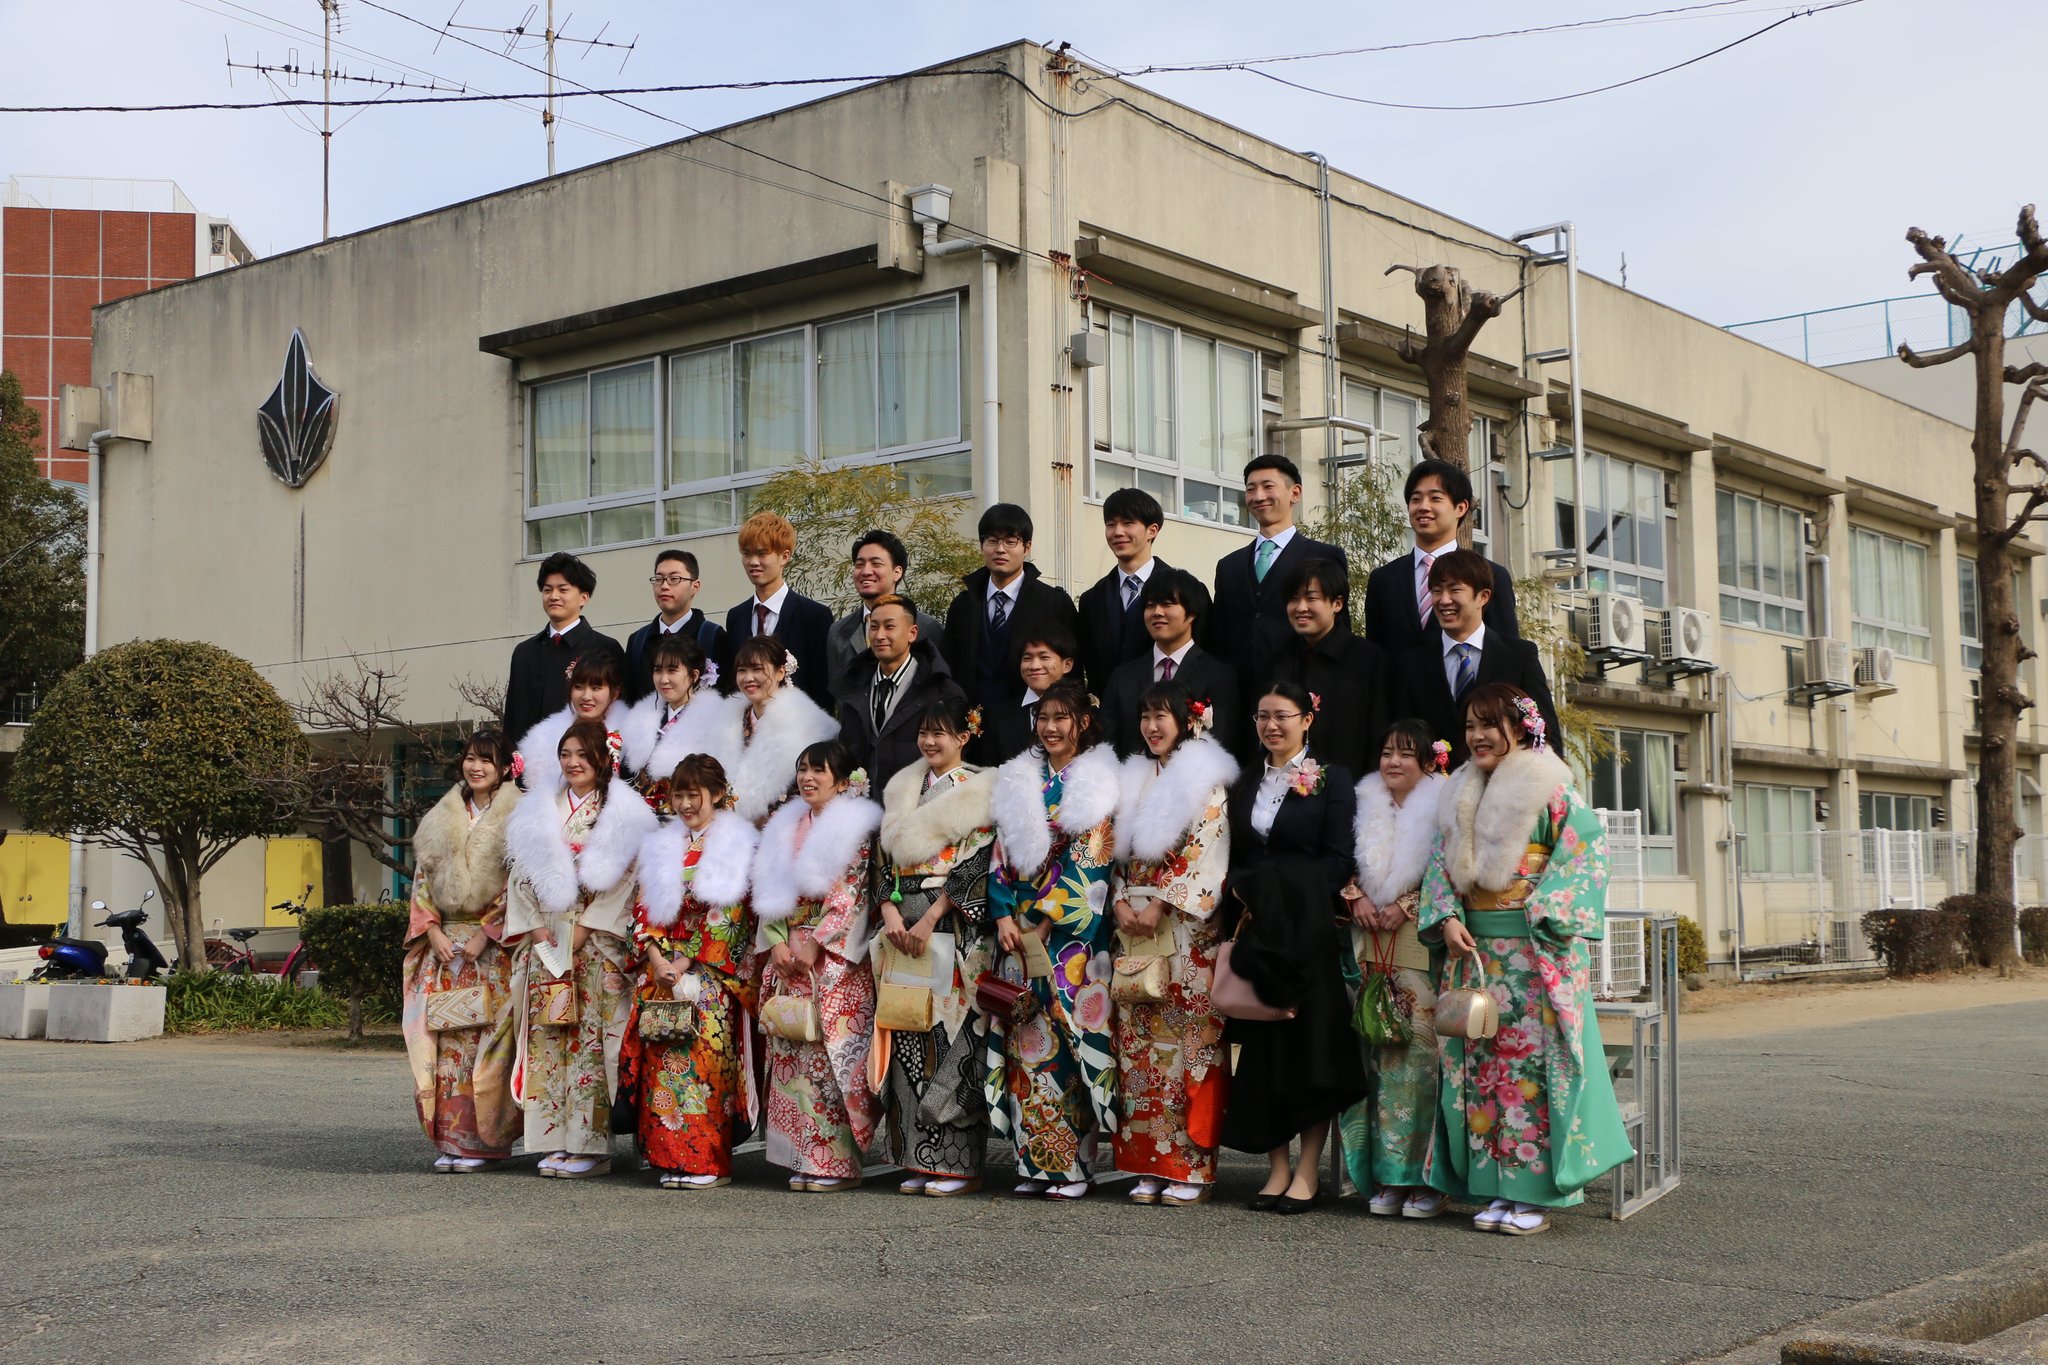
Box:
[1252,748,1309,837]
[657,610,698,636]
[870,654,918,730]
[548,617,583,641]
[1152,639,1195,681]
[986,575,1023,619]
[1413,543,1454,623]
[750,583,791,637]
[1442,622,1487,694]
[1118,558,1156,609]
[1253,525,1299,560]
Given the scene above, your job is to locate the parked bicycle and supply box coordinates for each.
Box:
[205,884,317,983]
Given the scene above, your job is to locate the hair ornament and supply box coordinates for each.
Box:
[1187,698,1214,738]
[1309,692,1323,714]
[1431,739,1452,772]
[1511,696,1549,751]
[963,706,985,740]
[845,767,871,799]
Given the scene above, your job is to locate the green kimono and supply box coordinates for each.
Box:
[1418,751,1633,1208]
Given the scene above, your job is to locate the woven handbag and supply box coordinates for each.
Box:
[423,956,488,1033]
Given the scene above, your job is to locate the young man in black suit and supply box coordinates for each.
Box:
[833,594,963,794]
[824,529,947,681]
[942,502,1080,764]
[983,625,1082,765]
[624,548,726,703]
[719,510,835,711]
[1099,568,1240,759]
[1392,548,1559,768]
[1254,557,1387,777]
[1207,454,1348,686]
[1076,487,1170,699]
[1364,458,1520,656]
[503,551,626,746]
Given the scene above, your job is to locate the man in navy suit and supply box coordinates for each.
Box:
[942,503,1080,766]
[623,548,726,703]
[1206,454,1349,689]
[1076,487,1170,699]
[718,510,835,711]
[1364,458,1519,657]
[1391,548,1559,767]
[1099,567,1240,758]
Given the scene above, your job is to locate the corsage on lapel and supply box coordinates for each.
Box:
[1290,756,1326,797]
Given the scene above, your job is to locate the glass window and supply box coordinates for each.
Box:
[816,316,877,462]
[530,378,585,508]
[1090,308,1262,528]
[1716,490,1807,635]
[1736,782,1818,876]
[1556,451,1668,608]
[588,363,656,499]
[1850,527,1931,659]
[879,297,961,450]
[1959,557,1982,671]
[1859,791,1932,831]
[1585,727,1678,874]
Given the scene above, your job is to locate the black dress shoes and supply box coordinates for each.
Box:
[1273,1190,1322,1215]
[1246,1191,1283,1211]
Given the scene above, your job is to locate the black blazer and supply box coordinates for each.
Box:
[503,619,624,748]
[1226,759,1359,895]
[942,564,1079,762]
[1390,631,1561,768]
[623,609,726,704]
[1076,558,1171,699]
[832,638,965,795]
[985,694,1040,768]
[1205,531,1350,685]
[720,590,835,712]
[1253,626,1389,778]
[1364,551,1520,657]
[1099,644,1241,760]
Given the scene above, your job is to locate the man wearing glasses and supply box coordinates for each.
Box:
[941,503,1079,765]
[624,548,726,703]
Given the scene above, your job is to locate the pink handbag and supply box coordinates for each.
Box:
[1209,940,1297,1022]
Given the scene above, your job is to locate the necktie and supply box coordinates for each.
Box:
[1122,575,1141,611]
[755,602,770,637]
[873,675,895,732]
[1453,641,1477,697]
[1254,538,1277,583]
[1418,553,1435,623]
[990,591,1010,632]
[1158,656,1177,682]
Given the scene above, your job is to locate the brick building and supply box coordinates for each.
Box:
[2,176,251,483]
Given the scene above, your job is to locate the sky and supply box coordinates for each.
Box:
[1,0,2036,329]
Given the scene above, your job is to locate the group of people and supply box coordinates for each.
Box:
[398,454,1629,1235]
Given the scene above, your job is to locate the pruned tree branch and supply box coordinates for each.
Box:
[1899,337,1976,369]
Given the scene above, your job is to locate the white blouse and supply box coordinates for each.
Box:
[1251,749,1308,838]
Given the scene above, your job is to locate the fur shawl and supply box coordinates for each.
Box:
[634,809,758,928]
[750,790,883,923]
[1352,772,1446,906]
[880,763,995,868]
[991,745,1121,880]
[502,774,660,917]
[410,782,519,915]
[1438,747,1572,894]
[724,688,841,824]
[515,699,632,796]
[1114,737,1239,864]
[618,689,746,784]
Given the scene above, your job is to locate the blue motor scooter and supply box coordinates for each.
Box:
[30,890,171,981]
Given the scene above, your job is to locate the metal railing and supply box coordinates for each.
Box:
[1726,244,2030,366]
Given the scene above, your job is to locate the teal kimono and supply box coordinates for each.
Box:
[1418,755,1634,1208]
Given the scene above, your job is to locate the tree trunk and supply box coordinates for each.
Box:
[1973,319,2022,965]
[321,826,355,907]
[347,993,364,1043]
[179,855,209,978]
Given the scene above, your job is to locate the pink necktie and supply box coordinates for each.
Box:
[1417,554,1434,623]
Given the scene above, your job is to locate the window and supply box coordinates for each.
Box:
[1849,527,1930,660]
[1584,727,1678,874]
[524,295,967,554]
[1091,310,1262,527]
[1716,490,1807,635]
[1859,791,1932,831]
[1959,557,1982,671]
[1556,452,1668,607]
[1734,783,1818,876]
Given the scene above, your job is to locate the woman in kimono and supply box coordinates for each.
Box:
[624,753,760,1189]
[985,680,1121,1200]
[503,715,659,1178]
[401,728,521,1172]
[1420,682,1634,1237]
[1108,681,1237,1207]
[719,635,841,826]
[516,649,631,796]
[1222,680,1365,1215]
[1338,719,1451,1219]
[617,633,743,812]
[875,696,998,1196]
[751,739,883,1192]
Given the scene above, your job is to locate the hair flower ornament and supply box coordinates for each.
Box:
[1309,692,1324,714]
[698,661,720,690]
[1187,698,1213,737]
[963,706,985,740]
[1289,756,1326,797]
[508,752,526,781]
[1511,695,1549,751]
[1431,739,1452,773]
[845,767,871,799]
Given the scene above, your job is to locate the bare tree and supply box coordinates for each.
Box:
[454,674,507,731]
[1385,263,1524,541]
[1899,205,2048,963]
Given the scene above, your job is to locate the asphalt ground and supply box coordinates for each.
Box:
[2,999,2044,1364]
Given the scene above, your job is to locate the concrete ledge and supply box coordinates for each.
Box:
[0,982,50,1039]
[44,983,166,1043]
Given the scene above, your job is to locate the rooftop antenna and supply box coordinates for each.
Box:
[439,0,636,175]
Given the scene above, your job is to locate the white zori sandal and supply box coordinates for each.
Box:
[1499,1203,1550,1236]
[1474,1198,1513,1230]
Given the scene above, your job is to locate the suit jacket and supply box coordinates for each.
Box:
[1099,644,1241,760]
[942,564,1079,764]
[720,590,835,712]
[1363,550,1520,656]
[1077,558,1172,699]
[503,619,625,748]
[1205,531,1350,688]
[1226,759,1359,895]
[826,602,948,685]
[832,638,964,795]
[623,609,727,704]
[1254,626,1389,778]
[1390,632,1561,768]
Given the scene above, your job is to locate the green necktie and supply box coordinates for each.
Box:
[1254,538,1277,583]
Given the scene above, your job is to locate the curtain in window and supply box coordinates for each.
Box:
[1135,319,1173,459]
[589,363,655,498]
[669,348,730,486]
[1643,735,1674,839]
[531,378,585,508]
[1219,345,1257,468]
[1180,334,1216,475]
[1109,313,1134,453]
[879,299,958,450]
[737,331,805,472]
[818,317,877,460]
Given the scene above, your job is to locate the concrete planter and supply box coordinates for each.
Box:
[44,983,166,1043]
[0,982,51,1039]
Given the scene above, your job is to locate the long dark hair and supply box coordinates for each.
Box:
[1032,680,1102,756]
[559,716,615,783]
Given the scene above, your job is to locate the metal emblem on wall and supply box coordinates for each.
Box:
[257,329,337,488]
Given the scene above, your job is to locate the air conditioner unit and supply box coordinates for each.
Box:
[1856,645,1898,691]
[1587,592,1647,654]
[1658,606,1714,667]
[1803,636,1854,689]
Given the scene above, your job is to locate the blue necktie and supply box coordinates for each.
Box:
[1253,539,1277,583]
[1453,642,1477,697]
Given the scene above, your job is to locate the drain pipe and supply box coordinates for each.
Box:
[920,217,1005,510]
[69,429,110,937]
[1305,152,1338,473]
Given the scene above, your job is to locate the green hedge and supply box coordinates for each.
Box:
[1674,915,1708,977]
[2020,907,2048,965]
[166,971,348,1033]
[1942,893,2018,968]
[300,903,408,1040]
[1861,908,1968,977]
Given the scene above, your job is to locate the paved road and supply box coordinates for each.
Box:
[2,1000,2043,1364]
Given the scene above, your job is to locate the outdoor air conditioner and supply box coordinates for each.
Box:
[1587,592,1648,654]
[1856,645,1898,692]
[1659,606,1714,667]
[1803,636,1854,689]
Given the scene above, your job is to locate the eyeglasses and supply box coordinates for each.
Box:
[1253,711,1305,725]
[648,574,697,587]
[981,534,1025,549]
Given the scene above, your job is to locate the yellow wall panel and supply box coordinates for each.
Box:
[0,833,71,926]
[263,839,324,927]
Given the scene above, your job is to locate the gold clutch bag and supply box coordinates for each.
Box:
[760,987,821,1043]
[875,981,933,1032]
[635,997,697,1043]
[1432,955,1499,1041]
[1110,955,1169,1004]
[424,961,489,1032]
[532,974,578,1027]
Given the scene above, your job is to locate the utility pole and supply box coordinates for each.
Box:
[543,0,556,176]
[439,2,636,177]
[322,0,338,239]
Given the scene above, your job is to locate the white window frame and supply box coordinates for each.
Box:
[1959,556,1983,671]
[1583,726,1679,875]
[1716,489,1808,636]
[1558,451,1670,608]
[1849,526,1932,660]
[1859,791,1933,832]
[523,293,969,555]
[1734,782,1818,877]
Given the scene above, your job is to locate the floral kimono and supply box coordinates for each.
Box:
[751,789,884,1179]
[620,810,760,1176]
[617,687,745,813]
[1417,747,1634,1207]
[983,745,1121,1183]
[401,783,521,1159]
[1107,737,1237,1185]
[1338,771,1447,1194]
[504,774,659,1157]
[875,761,998,1178]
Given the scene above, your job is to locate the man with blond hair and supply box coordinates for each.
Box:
[719,511,835,709]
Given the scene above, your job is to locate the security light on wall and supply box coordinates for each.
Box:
[908,183,954,228]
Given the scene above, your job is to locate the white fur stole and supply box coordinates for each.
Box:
[991,745,1121,880]
[730,689,841,824]
[749,790,883,923]
[880,763,995,869]
[1352,772,1446,907]
[618,689,747,785]
[515,699,631,796]
[634,809,758,928]
[1113,737,1239,864]
[1438,747,1572,894]
[502,773,660,916]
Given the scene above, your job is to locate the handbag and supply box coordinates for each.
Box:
[635,995,698,1043]
[531,971,578,1027]
[424,954,489,1033]
[973,951,1040,1027]
[872,940,936,1033]
[1352,924,1410,1045]
[1111,921,1175,1005]
[1209,940,1298,1022]
[760,971,822,1043]
[1433,952,1500,1041]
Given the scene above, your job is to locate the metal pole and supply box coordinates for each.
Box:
[71,429,110,937]
[1307,152,1337,472]
[321,0,334,239]
[1564,223,1585,572]
[980,248,1001,512]
[544,0,557,175]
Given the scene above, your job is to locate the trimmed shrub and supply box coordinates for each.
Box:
[1674,915,1708,977]
[2020,907,2048,965]
[300,903,407,1040]
[1861,908,1968,977]
[1941,893,2018,968]
[165,971,347,1033]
